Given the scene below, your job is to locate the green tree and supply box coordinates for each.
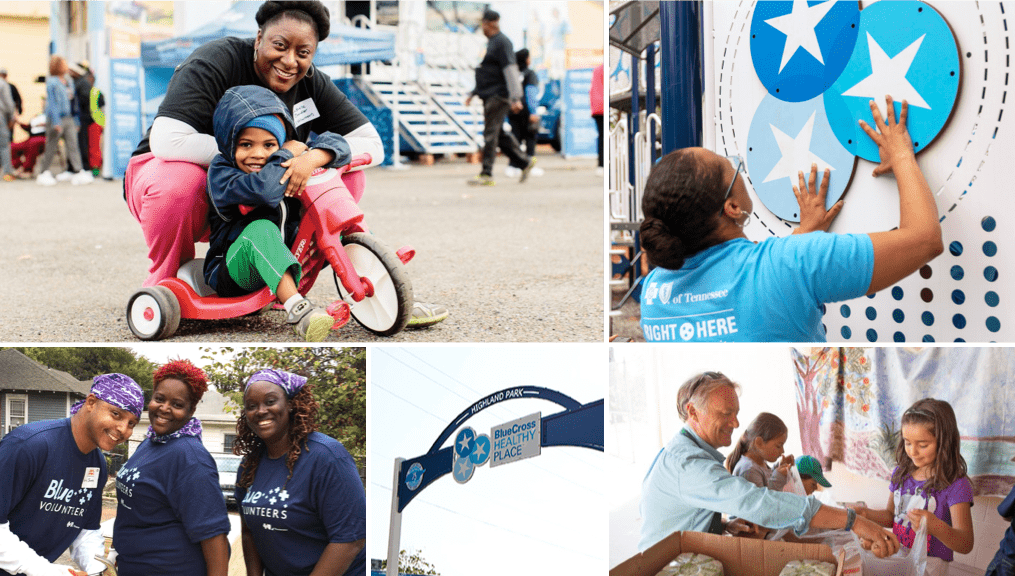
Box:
[11,347,158,399]
[199,347,366,473]
[378,549,440,575]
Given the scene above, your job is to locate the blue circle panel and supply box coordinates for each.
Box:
[951,290,965,305]
[824,1,960,161]
[921,311,934,326]
[746,94,856,222]
[985,266,999,282]
[950,265,964,280]
[982,216,997,232]
[986,291,1000,307]
[983,241,997,257]
[892,309,905,323]
[866,328,878,342]
[987,317,1001,333]
[841,326,852,339]
[949,241,963,256]
[893,331,905,342]
[751,1,861,102]
[840,304,851,318]
[953,314,966,329]
[892,287,904,300]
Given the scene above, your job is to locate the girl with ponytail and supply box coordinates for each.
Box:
[725,412,794,490]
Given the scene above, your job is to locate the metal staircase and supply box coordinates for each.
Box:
[362,77,481,155]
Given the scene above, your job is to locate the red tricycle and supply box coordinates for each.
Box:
[126,154,415,340]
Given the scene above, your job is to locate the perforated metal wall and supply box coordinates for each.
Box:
[706,0,1012,342]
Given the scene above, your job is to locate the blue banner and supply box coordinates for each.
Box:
[109,59,144,177]
[562,68,597,158]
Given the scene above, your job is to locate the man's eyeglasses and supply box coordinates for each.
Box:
[719,155,745,216]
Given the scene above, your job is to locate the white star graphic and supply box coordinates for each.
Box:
[472,441,487,459]
[457,432,472,452]
[269,497,277,505]
[764,0,837,73]
[456,458,470,476]
[842,33,930,111]
[279,490,289,502]
[763,111,835,184]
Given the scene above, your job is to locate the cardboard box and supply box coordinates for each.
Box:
[611,531,844,576]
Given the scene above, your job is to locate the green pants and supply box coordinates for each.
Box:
[225,220,301,295]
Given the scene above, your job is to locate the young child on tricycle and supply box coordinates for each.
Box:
[204,84,352,341]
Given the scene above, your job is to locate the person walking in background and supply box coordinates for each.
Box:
[0,68,22,116]
[71,62,101,176]
[0,66,16,182]
[506,48,542,178]
[465,9,536,187]
[36,55,92,186]
[591,63,604,176]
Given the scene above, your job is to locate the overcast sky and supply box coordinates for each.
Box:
[368,346,607,576]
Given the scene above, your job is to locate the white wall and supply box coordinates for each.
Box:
[609,346,1011,571]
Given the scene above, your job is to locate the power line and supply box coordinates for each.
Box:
[371,382,447,423]
[369,482,604,562]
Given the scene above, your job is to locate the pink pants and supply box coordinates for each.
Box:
[125,153,210,287]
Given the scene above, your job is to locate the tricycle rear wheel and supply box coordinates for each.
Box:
[126,286,181,340]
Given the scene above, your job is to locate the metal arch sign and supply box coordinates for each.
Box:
[394,386,604,512]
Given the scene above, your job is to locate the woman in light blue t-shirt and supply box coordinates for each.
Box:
[639,96,943,342]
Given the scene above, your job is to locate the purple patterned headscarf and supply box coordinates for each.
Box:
[70,374,145,419]
[147,417,203,444]
[245,369,307,398]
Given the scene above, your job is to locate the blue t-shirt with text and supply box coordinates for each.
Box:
[640,233,874,342]
[0,418,104,576]
[113,435,230,576]
[236,432,365,576]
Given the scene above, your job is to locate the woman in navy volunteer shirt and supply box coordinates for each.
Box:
[234,369,365,576]
[639,96,944,342]
[113,360,230,576]
[0,374,143,576]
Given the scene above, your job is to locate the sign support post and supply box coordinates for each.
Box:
[386,457,404,576]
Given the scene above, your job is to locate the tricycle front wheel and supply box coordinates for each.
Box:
[334,233,413,336]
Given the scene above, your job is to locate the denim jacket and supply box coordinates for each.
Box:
[203,85,351,293]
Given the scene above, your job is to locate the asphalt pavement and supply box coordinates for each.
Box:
[0,152,603,342]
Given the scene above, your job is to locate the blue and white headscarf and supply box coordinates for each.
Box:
[245,369,307,398]
[147,417,203,444]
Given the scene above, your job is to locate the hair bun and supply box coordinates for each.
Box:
[641,217,686,270]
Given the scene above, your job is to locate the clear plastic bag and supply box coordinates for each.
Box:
[855,518,946,576]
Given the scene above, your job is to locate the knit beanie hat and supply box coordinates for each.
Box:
[241,114,286,146]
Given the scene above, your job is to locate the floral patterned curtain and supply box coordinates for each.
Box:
[792,347,1015,496]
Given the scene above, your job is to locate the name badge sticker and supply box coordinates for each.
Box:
[293,98,321,128]
[82,467,100,489]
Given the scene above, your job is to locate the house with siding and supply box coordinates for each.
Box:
[0,349,91,439]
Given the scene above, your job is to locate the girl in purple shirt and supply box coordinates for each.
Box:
[856,399,974,561]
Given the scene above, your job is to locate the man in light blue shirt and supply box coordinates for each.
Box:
[639,372,900,555]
